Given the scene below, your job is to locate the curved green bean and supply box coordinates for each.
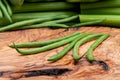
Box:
[73,34,104,60]
[13,34,81,55]
[13,23,69,30]
[48,33,92,61]
[3,0,12,16]
[87,34,110,62]
[10,32,80,48]
[0,0,12,23]
[0,16,67,32]
[44,15,78,24]
[72,19,105,27]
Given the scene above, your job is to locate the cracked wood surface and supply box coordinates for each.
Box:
[0,27,120,80]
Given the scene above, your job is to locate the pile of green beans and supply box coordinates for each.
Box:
[11,32,110,70]
[1,0,119,32]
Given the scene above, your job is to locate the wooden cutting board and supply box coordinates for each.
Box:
[0,26,120,80]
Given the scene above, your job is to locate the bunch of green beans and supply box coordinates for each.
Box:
[0,0,12,23]
[11,32,110,70]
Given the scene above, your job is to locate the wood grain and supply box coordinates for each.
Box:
[0,27,120,80]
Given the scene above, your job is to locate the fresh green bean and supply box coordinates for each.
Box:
[13,23,69,30]
[44,15,78,24]
[10,32,80,48]
[12,12,76,22]
[3,0,12,16]
[73,34,103,60]
[0,0,12,23]
[71,19,105,27]
[48,33,92,61]
[80,0,120,9]
[79,15,120,27]
[0,16,68,32]
[12,2,77,13]
[87,34,110,62]
[13,34,81,55]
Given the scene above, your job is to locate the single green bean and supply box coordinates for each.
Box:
[3,0,12,16]
[0,16,68,32]
[13,23,69,30]
[44,15,78,24]
[48,33,92,61]
[73,34,103,60]
[71,19,105,27]
[14,34,81,55]
[10,32,80,48]
[0,0,12,23]
[9,0,24,6]
[87,34,110,62]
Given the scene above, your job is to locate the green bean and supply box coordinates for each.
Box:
[10,32,80,48]
[13,23,69,30]
[3,0,12,16]
[73,34,103,60]
[12,12,76,22]
[0,0,12,23]
[13,34,81,55]
[0,16,68,32]
[87,34,110,62]
[71,19,105,27]
[44,15,78,24]
[48,33,92,61]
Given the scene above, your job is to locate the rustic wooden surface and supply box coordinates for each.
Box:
[0,27,120,80]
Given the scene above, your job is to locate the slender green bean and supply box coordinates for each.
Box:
[0,0,12,23]
[3,0,12,16]
[71,19,105,27]
[43,15,78,24]
[73,34,103,60]
[48,33,92,61]
[13,23,69,30]
[10,32,80,48]
[87,34,110,62]
[0,16,68,32]
[13,34,81,55]
[79,15,120,27]
[12,12,76,22]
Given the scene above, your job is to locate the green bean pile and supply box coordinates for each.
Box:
[0,0,120,32]
[10,32,110,70]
